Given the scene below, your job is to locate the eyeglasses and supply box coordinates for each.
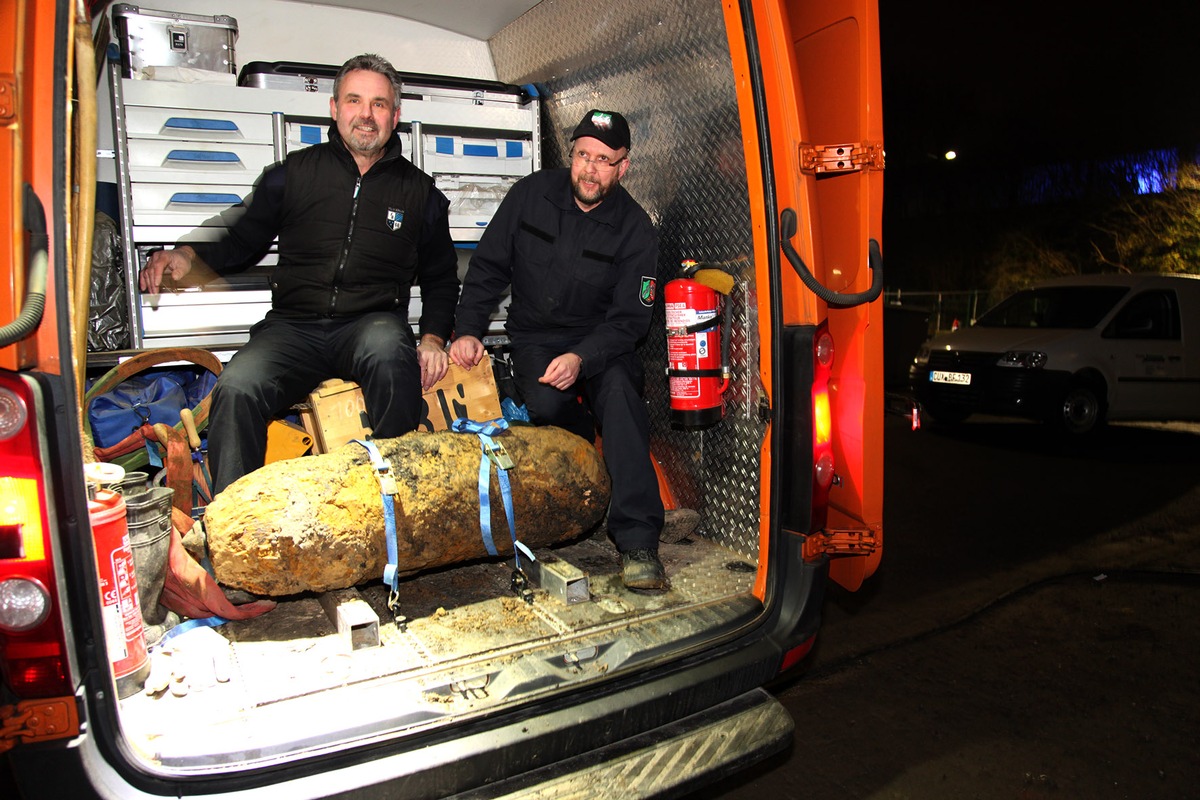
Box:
[572,150,627,170]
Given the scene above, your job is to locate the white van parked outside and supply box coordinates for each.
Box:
[910,273,1200,433]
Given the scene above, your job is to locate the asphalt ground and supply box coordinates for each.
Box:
[703,415,1200,800]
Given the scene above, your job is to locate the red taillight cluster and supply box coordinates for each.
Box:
[810,328,834,531]
[0,372,72,698]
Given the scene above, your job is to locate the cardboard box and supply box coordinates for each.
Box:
[299,361,502,454]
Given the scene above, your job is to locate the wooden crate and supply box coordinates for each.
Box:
[298,379,372,454]
[299,360,502,454]
[419,360,502,433]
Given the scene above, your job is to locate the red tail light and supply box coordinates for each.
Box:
[0,372,72,698]
[810,327,834,531]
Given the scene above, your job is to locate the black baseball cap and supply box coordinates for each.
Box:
[570,109,631,151]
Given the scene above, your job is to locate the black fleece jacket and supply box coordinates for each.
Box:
[187,125,459,340]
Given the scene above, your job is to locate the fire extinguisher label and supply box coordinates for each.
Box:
[666,302,718,399]
[101,598,129,660]
[668,336,699,398]
[665,303,717,330]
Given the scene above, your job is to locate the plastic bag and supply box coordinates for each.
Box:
[88,211,130,351]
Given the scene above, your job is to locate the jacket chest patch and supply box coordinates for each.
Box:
[386,207,406,232]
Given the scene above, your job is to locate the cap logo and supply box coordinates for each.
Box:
[591,112,614,131]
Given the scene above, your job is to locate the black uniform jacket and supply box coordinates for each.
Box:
[187,125,459,340]
[454,168,659,376]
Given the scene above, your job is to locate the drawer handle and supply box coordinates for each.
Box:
[165,149,243,165]
[163,117,240,133]
[168,192,242,206]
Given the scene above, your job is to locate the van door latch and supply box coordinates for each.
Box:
[0,698,80,753]
[803,527,879,560]
[799,142,885,174]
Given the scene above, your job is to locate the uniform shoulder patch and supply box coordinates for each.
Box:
[640,276,657,307]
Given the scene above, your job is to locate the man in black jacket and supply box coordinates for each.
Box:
[140,54,459,494]
[449,109,667,592]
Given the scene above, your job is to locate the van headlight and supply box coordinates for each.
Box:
[999,351,1047,369]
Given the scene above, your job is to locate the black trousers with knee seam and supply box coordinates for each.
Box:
[209,312,420,494]
[509,342,663,552]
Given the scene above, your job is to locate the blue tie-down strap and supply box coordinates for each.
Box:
[352,439,401,610]
[450,418,535,570]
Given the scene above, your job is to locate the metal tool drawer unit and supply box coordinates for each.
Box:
[402,77,541,243]
[108,57,333,350]
[108,62,538,352]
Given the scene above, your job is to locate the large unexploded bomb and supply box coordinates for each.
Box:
[203,426,611,596]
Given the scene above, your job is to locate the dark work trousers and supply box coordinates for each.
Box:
[209,312,420,494]
[510,342,664,552]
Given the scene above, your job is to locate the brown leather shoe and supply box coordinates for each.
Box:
[621,548,668,592]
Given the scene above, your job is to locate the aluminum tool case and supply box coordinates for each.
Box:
[112,4,238,79]
[238,61,337,94]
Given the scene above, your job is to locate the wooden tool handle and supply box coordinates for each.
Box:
[180,408,202,450]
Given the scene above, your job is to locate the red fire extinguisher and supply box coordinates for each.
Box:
[665,261,732,428]
[87,487,150,698]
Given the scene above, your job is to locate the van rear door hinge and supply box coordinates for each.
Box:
[799,142,884,174]
[0,698,80,753]
[803,527,879,560]
[0,75,17,122]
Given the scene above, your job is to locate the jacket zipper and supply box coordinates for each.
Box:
[329,176,363,315]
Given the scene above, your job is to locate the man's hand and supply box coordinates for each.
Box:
[140,246,196,294]
[539,352,583,391]
[417,335,449,391]
[449,335,485,369]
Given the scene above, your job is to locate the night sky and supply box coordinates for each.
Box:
[878,1,1200,170]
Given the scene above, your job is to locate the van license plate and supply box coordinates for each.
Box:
[930,370,971,386]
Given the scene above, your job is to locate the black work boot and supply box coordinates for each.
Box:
[621,548,668,592]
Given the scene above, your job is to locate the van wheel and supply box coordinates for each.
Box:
[1055,381,1106,435]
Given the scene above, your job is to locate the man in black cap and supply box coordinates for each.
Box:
[449,109,666,591]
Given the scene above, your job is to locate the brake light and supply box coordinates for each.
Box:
[810,328,834,531]
[0,374,72,698]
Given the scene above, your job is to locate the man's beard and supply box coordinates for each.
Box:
[572,174,610,207]
[347,123,385,156]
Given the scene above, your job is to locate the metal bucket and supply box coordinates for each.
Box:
[125,487,177,646]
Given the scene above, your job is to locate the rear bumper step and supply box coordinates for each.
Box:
[454,688,794,799]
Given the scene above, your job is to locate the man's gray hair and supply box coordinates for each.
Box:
[334,53,403,107]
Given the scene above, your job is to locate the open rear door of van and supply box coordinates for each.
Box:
[730,0,885,590]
